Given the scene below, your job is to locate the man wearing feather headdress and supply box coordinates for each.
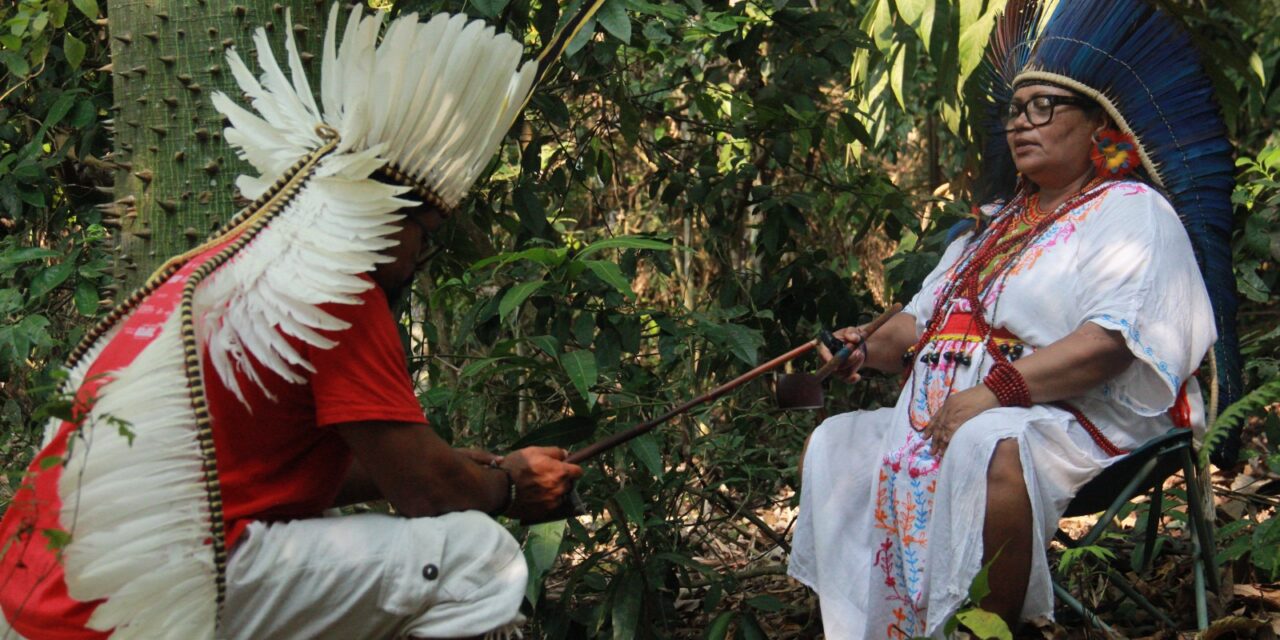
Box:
[0,5,601,639]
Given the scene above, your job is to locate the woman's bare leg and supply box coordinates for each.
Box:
[981,438,1033,626]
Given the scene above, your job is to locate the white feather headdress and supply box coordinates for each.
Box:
[198,4,540,402]
[10,4,604,638]
[214,4,537,213]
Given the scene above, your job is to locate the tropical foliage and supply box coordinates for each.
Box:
[2,0,1279,636]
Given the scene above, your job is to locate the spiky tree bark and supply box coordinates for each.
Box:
[106,0,332,287]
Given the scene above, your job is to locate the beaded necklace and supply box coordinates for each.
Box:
[902,178,1127,456]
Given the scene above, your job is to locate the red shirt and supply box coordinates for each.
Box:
[207,280,427,548]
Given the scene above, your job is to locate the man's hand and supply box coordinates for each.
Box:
[499,446,584,521]
[923,385,999,459]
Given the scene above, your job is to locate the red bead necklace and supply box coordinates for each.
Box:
[902,179,1128,456]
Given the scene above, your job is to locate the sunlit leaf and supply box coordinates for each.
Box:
[523,520,566,604]
[955,609,1013,640]
[890,43,907,109]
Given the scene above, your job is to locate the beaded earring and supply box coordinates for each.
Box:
[1090,128,1140,179]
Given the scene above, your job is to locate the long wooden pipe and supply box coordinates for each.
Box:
[565,340,818,464]
[565,303,901,464]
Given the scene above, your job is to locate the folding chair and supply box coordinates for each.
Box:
[1052,428,1218,633]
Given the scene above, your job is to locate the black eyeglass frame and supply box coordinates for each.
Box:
[1001,94,1096,131]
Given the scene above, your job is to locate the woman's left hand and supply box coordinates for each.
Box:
[924,385,1000,459]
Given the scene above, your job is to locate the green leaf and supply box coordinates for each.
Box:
[955,609,1013,640]
[471,247,566,271]
[957,5,999,81]
[1250,52,1266,88]
[738,613,768,640]
[628,434,664,478]
[584,260,634,298]
[42,527,72,551]
[611,572,642,640]
[576,235,672,258]
[703,612,733,640]
[43,91,77,130]
[526,334,560,358]
[867,0,893,52]
[889,43,907,109]
[895,0,927,26]
[510,416,597,449]
[498,280,545,323]
[71,0,99,19]
[470,0,510,18]
[73,281,97,316]
[969,553,994,602]
[565,17,596,57]
[460,357,502,378]
[523,520,566,604]
[63,33,86,70]
[598,0,632,45]
[614,484,645,523]
[0,247,59,265]
[745,594,784,612]
[559,350,598,401]
[27,260,74,301]
[0,51,30,77]
[707,322,764,366]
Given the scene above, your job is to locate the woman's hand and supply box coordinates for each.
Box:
[923,385,1000,459]
[818,326,869,383]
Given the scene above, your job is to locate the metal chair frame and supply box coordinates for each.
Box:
[1052,429,1218,632]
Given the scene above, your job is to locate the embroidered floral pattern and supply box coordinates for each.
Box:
[874,430,939,637]
[858,181,1159,637]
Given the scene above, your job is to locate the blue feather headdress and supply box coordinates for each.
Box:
[983,0,1242,464]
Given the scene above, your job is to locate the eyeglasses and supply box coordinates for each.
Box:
[1001,94,1094,131]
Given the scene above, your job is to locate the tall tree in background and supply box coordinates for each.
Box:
[106,0,329,286]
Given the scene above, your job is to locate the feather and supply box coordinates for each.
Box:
[987,0,1241,461]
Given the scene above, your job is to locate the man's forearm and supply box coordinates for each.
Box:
[333,458,382,507]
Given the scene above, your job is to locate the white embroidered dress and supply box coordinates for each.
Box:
[787,181,1216,638]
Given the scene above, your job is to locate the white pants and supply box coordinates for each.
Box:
[223,511,528,639]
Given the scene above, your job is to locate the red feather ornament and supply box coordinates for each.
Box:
[1091,128,1139,178]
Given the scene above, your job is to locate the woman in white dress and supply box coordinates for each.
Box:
[787,0,1238,636]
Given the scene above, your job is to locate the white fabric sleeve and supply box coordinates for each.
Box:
[1074,185,1217,416]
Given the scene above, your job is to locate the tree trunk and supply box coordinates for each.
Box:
[106,0,331,287]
